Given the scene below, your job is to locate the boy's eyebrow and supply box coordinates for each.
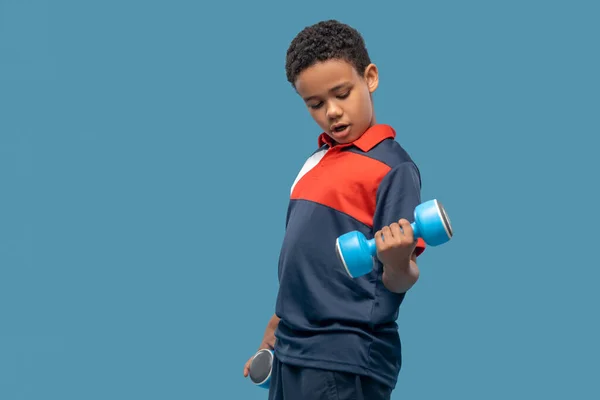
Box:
[303,82,352,102]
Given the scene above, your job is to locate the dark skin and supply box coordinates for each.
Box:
[243,58,420,378]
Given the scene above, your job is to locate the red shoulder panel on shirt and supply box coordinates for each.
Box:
[291,149,390,228]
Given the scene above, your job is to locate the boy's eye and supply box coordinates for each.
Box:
[337,91,350,99]
[309,102,323,109]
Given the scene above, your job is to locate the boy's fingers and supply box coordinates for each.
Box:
[381,226,392,240]
[374,230,383,247]
[375,230,388,251]
[243,358,251,377]
[390,223,403,239]
[398,219,414,241]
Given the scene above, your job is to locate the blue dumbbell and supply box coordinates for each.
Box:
[335,199,453,278]
[248,349,273,389]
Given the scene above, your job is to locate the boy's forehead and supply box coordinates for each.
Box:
[295,59,359,96]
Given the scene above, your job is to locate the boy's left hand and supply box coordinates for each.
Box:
[374,219,417,269]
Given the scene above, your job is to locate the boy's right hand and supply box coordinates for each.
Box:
[243,340,274,378]
[243,315,279,378]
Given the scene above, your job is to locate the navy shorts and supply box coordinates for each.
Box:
[268,355,393,400]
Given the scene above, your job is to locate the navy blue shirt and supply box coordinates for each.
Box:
[274,124,426,389]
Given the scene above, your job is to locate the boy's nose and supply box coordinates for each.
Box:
[326,103,343,119]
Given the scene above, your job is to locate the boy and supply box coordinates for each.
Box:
[243,20,427,399]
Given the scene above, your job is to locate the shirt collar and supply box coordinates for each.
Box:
[317,124,396,152]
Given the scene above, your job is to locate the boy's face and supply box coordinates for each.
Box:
[294,59,379,145]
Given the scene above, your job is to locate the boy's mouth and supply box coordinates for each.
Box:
[332,124,350,134]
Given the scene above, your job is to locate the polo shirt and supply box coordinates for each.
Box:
[274,124,426,389]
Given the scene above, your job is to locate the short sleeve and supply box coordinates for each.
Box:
[373,161,426,257]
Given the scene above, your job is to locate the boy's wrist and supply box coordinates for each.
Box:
[382,259,419,293]
[267,314,280,329]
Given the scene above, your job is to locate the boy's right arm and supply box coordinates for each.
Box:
[243,314,280,377]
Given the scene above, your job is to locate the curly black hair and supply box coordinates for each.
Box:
[285,20,372,87]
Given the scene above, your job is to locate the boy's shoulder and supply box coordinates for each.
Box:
[352,134,415,170]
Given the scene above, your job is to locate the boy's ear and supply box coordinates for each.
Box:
[364,63,379,93]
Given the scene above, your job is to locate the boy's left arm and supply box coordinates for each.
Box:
[372,161,426,294]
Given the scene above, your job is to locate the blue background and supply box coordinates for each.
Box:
[1,0,599,398]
